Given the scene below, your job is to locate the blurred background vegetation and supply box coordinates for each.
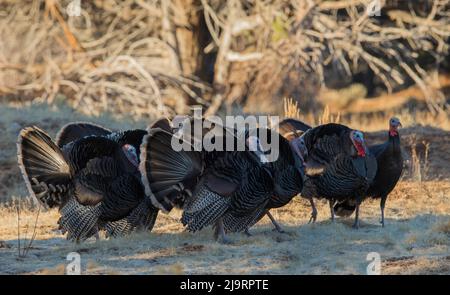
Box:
[0,0,449,119]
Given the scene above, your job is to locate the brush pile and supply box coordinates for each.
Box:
[0,0,449,117]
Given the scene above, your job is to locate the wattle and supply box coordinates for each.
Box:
[355,143,366,157]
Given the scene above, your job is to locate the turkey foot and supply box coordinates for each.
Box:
[308,199,318,223]
[329,199,335,222]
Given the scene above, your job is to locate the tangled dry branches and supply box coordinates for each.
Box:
[0,0,449,118]
[0,0,209,118]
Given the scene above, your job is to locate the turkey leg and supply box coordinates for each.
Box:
[380,195,387,227]
[267,212,286,233]
[308,198,318,223]
[329,199,335,222]
[213,218,231,244]
[352,200,361,229]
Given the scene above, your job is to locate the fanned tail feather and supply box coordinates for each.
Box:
[56,122,111,148]
[150,117,172,133]
[17,126,72,208]
[276,118,311,140]
[140,128,202,212]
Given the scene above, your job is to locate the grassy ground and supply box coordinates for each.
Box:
[0,101,449,275]
[0,180,448,275]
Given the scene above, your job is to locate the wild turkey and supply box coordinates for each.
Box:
[56,122,160,238]
[334,117,403,227]
[139,118,306,242]
[17,123,157,242]
[300,123,377,228]
[225,127,307,235]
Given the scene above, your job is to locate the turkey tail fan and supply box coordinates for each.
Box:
[140,128,202,212]
[150,117,173,133]
[334,200,356,217]
[276,118,312,140]
[173,116,238,150]
[17,126,72,208]
[56,122,111,148]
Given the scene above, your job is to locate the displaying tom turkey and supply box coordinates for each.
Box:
[334,117,403,227]
[139,118,306,242]
[17,123,157,242]
[300,123,377,228]
[56,122,160,238]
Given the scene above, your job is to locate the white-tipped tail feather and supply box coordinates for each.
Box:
[17,126,72,208]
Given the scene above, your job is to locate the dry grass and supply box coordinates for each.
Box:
[283,97,450,132]
[0,180,448,275]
